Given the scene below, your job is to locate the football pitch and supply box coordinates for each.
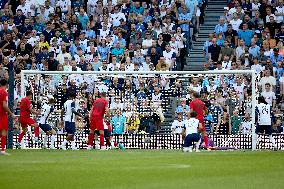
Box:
[1,150,284,189]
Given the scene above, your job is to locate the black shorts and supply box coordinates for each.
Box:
[95,129,111,138]
[256,124,272,135]
[39,124,52,133]
[65,121,76,135]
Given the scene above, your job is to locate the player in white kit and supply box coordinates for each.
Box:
[182,111,203,152]
[39,98,58,149]
[255,96,277,150]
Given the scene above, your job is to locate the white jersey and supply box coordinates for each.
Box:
[39,104,54,125]
[241,121,252,134]
[64,99,77,122]
[171,120,184,134]
[256,103,272,125]
[261,91,276,106]
[183,118,200,135]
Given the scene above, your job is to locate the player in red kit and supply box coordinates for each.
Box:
[88,92,110,150]
[0,79,15,155]
[16,91,41,149]
[190,92,209,149]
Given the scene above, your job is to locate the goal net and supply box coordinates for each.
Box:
[15,70,273,150]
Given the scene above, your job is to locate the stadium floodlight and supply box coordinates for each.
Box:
[20,70,257,150]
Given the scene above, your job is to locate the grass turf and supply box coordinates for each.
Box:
[0,150,284,189]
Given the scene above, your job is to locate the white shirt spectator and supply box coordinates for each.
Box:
[275,5,284,23]
[57,0,71,12]
[142,39,153,49]
[171,120,184,134]
[163,50,176,67]
[230,19,242,31]
[110,12,126,27]
[261,91,276,105]
[251,64,264,75]
[241,121,252,134]
[259,76,276,91]
[17,3,31,16]
[222,61,232,70]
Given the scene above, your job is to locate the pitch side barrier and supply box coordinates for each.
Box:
[12,134,284,150]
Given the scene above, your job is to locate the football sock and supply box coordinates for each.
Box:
[71,141,76,149]
[62,139,67,147]
[269,135,276,148]
[100,134,105,146]
[50,135,56,147]
[196,139,201,149]
[204,136,209,148]
[88,133,94,146]
[18,131,25,143]
[43,135,48,147]
[1,136,6,152]
[106,137,111,147]
[34,127,39,138]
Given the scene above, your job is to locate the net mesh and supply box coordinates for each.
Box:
[18,72,254,136]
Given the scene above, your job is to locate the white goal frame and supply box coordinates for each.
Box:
[20,70,257,150]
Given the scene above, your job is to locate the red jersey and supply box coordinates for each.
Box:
[190,98,207,122]
[0,88,8,117]
[20,97,32,118]
[92,98,108,117]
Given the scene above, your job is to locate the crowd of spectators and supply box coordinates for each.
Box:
[172,0,284,135]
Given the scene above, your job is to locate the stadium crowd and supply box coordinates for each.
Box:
[0,0,283,137]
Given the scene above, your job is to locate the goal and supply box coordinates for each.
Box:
[19,70,259,150]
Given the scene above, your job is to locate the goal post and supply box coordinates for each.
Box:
[20,70,257,150]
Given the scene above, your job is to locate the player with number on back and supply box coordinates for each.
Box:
[182,111,203,152]
[255,96,277,150]
[17,91,41,149]
[60,92,83,150]
[190,92,209,149]
[39,97,58,149]
[88,92,110,150]
[0,79,15,155]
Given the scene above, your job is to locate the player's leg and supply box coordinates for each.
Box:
[40,124,56,149]
[61,121,69,150]
[29,120,40,143]
[17,118,28,149]
[99,129,105,150]
[87,118,95,150]
[104,129,111,148]
[66,122,77,150]
[201,122,209,149]
[96,118,105,149]
[17,118,28,145]
[0,130,9,155]
[195,134,202,152]
[49,129,57,149]
[183,134,191,152]
[0,116,9,155]
[266,125,277,151]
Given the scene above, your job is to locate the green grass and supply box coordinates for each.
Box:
[1,150,284,189]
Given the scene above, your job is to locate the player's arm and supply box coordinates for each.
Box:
[72,108,83,118]
[215,113,222,134]
[198,122,203,132]
[181,127,186,140]
[3,101,15,118]
[203,106,208,115]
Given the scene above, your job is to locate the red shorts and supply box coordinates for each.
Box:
[90,116,104,131]
[19,117,36,128]
[0,115,8,130]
